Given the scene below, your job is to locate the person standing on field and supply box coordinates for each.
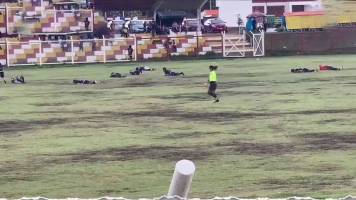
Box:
[208,65,219,102]
[0,63,6,84]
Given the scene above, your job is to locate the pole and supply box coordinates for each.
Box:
[134,34,137,61]
[222,31,225,57]
[5,3,8,35]
[70,36,74,64]
[54,8,57,32]
[91,9,94,32]
[38,38,42,66]
[168,160,196,199]
[5,38,10,67]
[103,35,106,63]
[197,8,201,36]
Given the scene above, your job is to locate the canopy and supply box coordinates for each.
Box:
[157,11,187,19]
[93,0,208,11]
[247,11,266,18]
[52,0,85,4]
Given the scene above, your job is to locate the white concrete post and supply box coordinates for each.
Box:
[102,36,106,63]
[70,36,74,64]
[222,32,226,57]
[5,38,10,67]
[38,38,42,66]
[168,160,196,199]
[134,34,137,61]
[54,8,57,32]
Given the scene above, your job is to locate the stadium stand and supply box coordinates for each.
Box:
[0,0,262,66]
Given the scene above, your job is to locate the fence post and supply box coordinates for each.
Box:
[91,9,94,32]
[262,30,265,56]
[71,36,74,64]
[222,32,225,57]
[5,3,8,35]
[168,160,195,199]
[38,38,42,66]
[54,8,57,32]
[134,34,137,61]
[103,35,106,63]
[5,38,10,67]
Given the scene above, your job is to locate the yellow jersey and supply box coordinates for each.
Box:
[209,71,217,82]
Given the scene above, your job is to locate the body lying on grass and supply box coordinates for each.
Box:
[73,79,97,84]
[130,66,155,75]
[0,63,6,84]
[110,72,126,78]
[163,67,184,76]
[11,75,25,84]
[291,68,315,73]
[291,65,342,73]
[319,65,342,71]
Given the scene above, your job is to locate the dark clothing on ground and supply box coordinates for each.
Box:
[130,66,154,75]
[0,64,6,83]
[73,79,97,84]
[130,67,144,75]
[291,68,315,73]
[110,72,126,78]
[11,75,25,84]
[163,67,184,76]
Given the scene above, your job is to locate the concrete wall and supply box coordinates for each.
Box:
[265,27,356,56]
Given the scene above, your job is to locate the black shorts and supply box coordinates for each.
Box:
[209,82,217,91]
[0,72,4,78]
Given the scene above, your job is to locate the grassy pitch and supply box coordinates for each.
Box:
[1,55,356,198]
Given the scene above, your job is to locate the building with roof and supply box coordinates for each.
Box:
[218,0,323,27]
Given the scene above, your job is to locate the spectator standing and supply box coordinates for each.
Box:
[107,20,113,31]
[84,17,90,31]
[172,40,177,53]
[79,37,84,51]
[127,45,134,60]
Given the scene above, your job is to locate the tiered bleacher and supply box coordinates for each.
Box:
[0,0,257,66]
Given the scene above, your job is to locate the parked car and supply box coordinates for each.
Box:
[129,20,146,33]
[181,19,204,32]
[203,18,228,33]
[113,20,125,32]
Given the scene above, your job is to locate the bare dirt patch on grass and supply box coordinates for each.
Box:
[31,102,72,107]
[158,131,221,139]
[215,141,295,156]
[0,118,68,136]
[297,132,356,151]
[52,145,212,163]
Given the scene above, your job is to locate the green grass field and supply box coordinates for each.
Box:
[1,55,356,199]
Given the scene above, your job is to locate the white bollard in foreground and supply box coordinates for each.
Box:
[168,160,196,199]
